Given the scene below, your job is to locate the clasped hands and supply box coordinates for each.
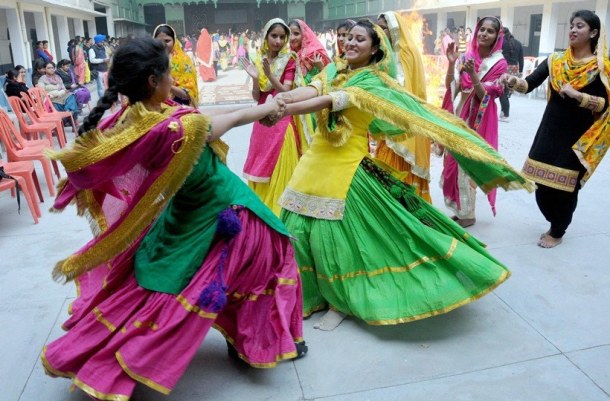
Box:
[260,92,293,127]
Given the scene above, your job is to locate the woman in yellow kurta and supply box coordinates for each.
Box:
[241,18,305,215]
[272,19,533,331]
[376,11,432,202]
[153,24,199,107]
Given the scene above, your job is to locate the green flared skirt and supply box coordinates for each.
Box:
[281,158,510,325]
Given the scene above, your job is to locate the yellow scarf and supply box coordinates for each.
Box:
[550,35,610,184]
[256,18,299,92]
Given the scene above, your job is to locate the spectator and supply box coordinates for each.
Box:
[67,39,76,63]
[56,59,91,112]
[35,41,50,63]
[499,27,524,122]
[37,61,78,123]
[42,40,54,62]
[3,67,29,98]
[88,34,109,98]
[31,59,47,86]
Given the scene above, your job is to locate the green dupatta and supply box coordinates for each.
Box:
[313,24,534,194]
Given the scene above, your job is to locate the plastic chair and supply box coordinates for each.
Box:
[1,159,42,217]
[28,87,79,133]
[7,96,65,149]
[0,109,59,196]
[0,166,39,224]
[19,92,68,144]
[7,96,66,148]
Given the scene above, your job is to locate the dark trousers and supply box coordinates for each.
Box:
[499,90,511,117]
[535,184,580,238]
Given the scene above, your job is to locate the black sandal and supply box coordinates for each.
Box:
[293,341,308,360]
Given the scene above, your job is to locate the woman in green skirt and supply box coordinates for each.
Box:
[270,19,533,330]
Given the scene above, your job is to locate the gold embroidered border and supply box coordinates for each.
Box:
[73,377,131,401]
[213,324,298,368]
[176,294,218,319]
[365,269,510,325]
[299,239,458,283]
[116,351,171,395]
[47,103,177,172]
[522,158,579,192]
[279,187,346,220]
[133,320,159,331]
[52,112,209,282]
[93,307,117,332]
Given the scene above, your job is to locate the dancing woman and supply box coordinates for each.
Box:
[441,16,507,227]
[503,10,609,248]
[272,19,532,330]
[41,37,305,400]
[153,24,199,107]
[241,18,305,215]
[334,19,356,62]
[376,11,432,202]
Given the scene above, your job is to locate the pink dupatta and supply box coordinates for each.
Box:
[294,19,331,75]
[442,17,507,215]
[50,101,209,281]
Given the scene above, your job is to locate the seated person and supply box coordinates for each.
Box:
[3,66,29,98]
[56,59,91,112]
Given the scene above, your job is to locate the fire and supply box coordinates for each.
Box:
[399,9,448,106]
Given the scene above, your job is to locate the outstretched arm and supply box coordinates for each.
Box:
[283,95,332,115]
[276,86,319,104]
[208,98,281,141]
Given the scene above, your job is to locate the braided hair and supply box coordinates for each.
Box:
[78,36,169,135]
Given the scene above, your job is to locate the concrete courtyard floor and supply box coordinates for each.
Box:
[1,70,609,401]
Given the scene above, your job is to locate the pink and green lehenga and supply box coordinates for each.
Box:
[41,102,303,400]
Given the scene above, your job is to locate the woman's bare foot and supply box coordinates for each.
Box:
[313,309,347,331]
[540,229,551,240]
[537,233,563,248]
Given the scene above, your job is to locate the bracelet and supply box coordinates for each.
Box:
[579,93,590,108]
[474,82,484,88]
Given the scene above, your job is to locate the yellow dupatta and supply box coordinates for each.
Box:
[256,18,300,92]
[550,29,610,184]
[378,11,431,183]
[153,24,200,107]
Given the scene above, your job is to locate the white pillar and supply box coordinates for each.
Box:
[56,15,70,60]
[34,11,48,41]
[6,8,28,67]
[106,7,115,38]
[15,3,32,70]
[595,0,609,33]
[500,4,515,31]
[437,11,447,32]
[86,20,97,37]
[538,2,558,56]
[43,7,57,60]
[465,7,477,31]
[75,18,85,37]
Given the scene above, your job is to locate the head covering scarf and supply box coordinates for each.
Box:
[558,24,610,184]
[313,21,533,195]
[335,19,356,59]
[256,18,300,91]
[153,24,199,107]
[291,19,331,75]
[380,11,426,100]
[460,17,504,90]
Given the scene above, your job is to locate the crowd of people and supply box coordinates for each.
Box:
[4,8,605,401]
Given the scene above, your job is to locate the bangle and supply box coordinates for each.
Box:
[474,82,483,88]
[579,93,590,108]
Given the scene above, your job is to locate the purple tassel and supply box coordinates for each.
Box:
[198,280,228,313]
[216,207,242,239]
[197,207,242,313]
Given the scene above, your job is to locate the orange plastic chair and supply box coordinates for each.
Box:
[0,109,59,197]
[19,92,68,146]
[0,165,39,224]
[28,87,79,133]
[7,96,65,149]
[1,159,42,217]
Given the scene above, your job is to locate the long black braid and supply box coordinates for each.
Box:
[78,36,169,135]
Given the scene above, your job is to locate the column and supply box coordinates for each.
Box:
[43,7,57,60]
[34,11,48,41]
[86,20,97,37]
[75,18,85,37]
[6,8,28,67]
[56,15,71,59]
[287,2,305,21]
[538,1,557,56]
[500,3,515,31]
[595,0,609,31]
[465,6,477,31]
[106,7,115,38]
[437,11,447,32]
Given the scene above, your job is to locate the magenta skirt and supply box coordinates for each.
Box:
[42,208,303,400]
